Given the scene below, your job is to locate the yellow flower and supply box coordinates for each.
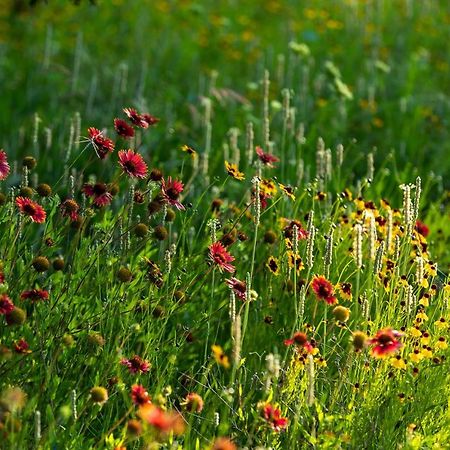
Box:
[287,251,304,274]
[409,327,422,338]
[435,337,448,350]
[278,183,296,201]
[260,178,277,196]
[211,345,230,369]
[337,282,352,301]
[434,317,448,330]
[409,350,423,364]
[224,161,245,181]
[266,256,280,276]
[420,348,433,359]
[181,144,197,159]
[391,357,407,370]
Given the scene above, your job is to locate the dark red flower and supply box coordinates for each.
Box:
[142,113,160,127]
[60,199,80,221]
[0,272,4,284]
[311,275,337,305]
[121,355,151,374]
[131,384,151,406]
[284,331,315,353]
[368,328,403,358]
[21,289,49,302]
[160,176,185,210]
[283,220,308,240]
[415,220,429,238]
[123,108,149,129]
[260,403,288,431]
[88,127,115,159]
[16,197,46,223]
[82,183,113,207]
[14,338,31,354]
[209,242,235,273]
[255,146,279,167]
[114,118,135,139]
[0,149,11,180]
[118,149,148,178]
[225,277,246,300]
[0,294,14,315]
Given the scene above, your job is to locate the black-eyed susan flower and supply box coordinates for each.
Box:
[278,183,296,201]
[287,251,304,274]
[212,345,230,368]
[224,161,245,180]
[337,282,352,301]
[181,144,197,159]
[266,256,280,276]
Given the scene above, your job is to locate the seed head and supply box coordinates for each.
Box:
[32,256,50,272]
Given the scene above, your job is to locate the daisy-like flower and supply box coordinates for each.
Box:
[225,277,246,300]
[212,344,230,368]
[16,197,46,223]
[415,220,429,237]
[259,402,288,431]
[138,404,185,435]
[82,183,113,207]
[88,127,115,159]
[278,183,296,201]
[224,161,245,181]
[123,107,149,128]
[142,113,160,127]
[209,242,235,273]
[0,294,14,315]
[0,149,11,180]
[282,219,308,240]
[131,384,151,406]
[160,176,185,210]
[368,328,403,358]
[114,118,135,139]
[287,251,304,274]
[260,178,277,196]
[283,331,314,353]
[181,392,204,413]
[60,199,80,222]
[266,256,280,276]
[14,338,32,354]
[21,289,49,302]
[337,282,352,301]
[120,355,151,374]
[118,149,148,178]
[255,146,279,167]
[181,145,197,159]
[311,275,337,305]
[211,437,237,450]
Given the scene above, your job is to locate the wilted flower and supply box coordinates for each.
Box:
[90,386,108,405]
[181,393,204,413]
[14,338,31,354]
[16,197,46,223]
[60,199,80,221]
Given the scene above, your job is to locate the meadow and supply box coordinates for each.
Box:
[0,1,450,449]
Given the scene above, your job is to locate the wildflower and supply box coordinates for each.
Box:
[181,145,197,158]
[134,223,149,237]
[287,251,304,274]
[224,161,245,180]
[60,199,80,221]
[260,178,277,196]
[264,230,277,244]
[120,355,151,374]
[212,345,230,369]
[113,118,135,138]
[131,384,151,406]
[415,220,429,237]
[259,402,288,431]
[255,146,279,167]
[311,275,337,305]
[90,386,108,405]
[436,337,448,350]
[0,294,14,315]
[32,256,50,272]
[118,149,148,178]
[5,306,26,326]
[282,219,308,240]
[16,197,46,223]
[211,437,237,450]
[266,256,280,275]
[123,107,149,128]
[352,331,367,352]
[14,338,32,354]
[337,282,352,300]
[88,127,115,159]
[181,393,204,413]
[0,149,10,180]
[284,332,314,353]
[225,277,246,300]
[368,328,403,358]
[160,176,185,210]
[278,183,296,201]
[127,419,143,436]
[82,183,113,207]
[138,403,185,435]
[36,183,52,197]
[142,113,160,127]
[391,355,407,369]
[20,289,49,302]
[209,242,235,273]
[332,305,350,322]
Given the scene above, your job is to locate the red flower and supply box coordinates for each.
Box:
[14,338,31,354]
[131,384,151,406]
[120,355,151,374]
[123,108,149,129]
[0,149,11,180]
[0,294,14,315]
[160,176,185,210]
[209,242,235,273]
[82,183,113,207]
[255,146,279,167]
[16,197,46,223]
[21,289,49,302]
[225,277,246,300]
[0,272,4,284]
[311,275,337,305]
[118,150,148,178]
[138,404,185,435]
[88,127,115,159]
[368,328,403,358]
[114,118,135,139]
[260,403,288,431]
[283,220,308,240]
[142,113,160,127]
[415,220,429,238]
[60,199,80,221]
